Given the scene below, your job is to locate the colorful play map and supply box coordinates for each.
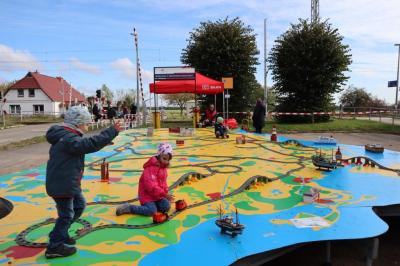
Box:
[1,128,400,265]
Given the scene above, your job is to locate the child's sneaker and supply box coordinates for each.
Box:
[65,237,76,245]
[116,203,131,216]
[45,244,76,259]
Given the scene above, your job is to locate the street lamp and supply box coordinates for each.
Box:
[395,43,400,110]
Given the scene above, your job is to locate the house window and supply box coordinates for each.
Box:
[29,89,35,97]
[18,89,24,97]
[0,91,2,99]
[33,105,44,114]
[10,105,21,114]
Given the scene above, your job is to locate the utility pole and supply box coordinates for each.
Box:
[264,18,268,115]
[311,0,319,23]
[395,44,400,110]
[131,28,140,112]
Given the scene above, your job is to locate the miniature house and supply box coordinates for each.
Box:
[303,187,320,203]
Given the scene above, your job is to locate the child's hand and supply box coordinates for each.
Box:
[114,121,123,132]
[166,194,175,202]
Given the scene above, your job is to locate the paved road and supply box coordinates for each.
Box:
[0,123,58,146]
[356,116,400,125]
[0,124,104,175]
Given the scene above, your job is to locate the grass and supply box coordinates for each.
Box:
[0,136,47,151]
[1,115,63,128]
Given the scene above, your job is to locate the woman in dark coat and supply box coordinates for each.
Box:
[252,98,266,133]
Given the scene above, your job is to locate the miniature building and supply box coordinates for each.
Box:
[147,127,154,137]
[180,128,194,137]
[169,128,180,133]
[303,187,320,203]
[176,140,185,146]
[236,135,246,144]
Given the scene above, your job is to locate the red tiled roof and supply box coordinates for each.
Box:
[8,72,86,103]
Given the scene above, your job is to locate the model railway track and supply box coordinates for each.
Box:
[15,172,285,248]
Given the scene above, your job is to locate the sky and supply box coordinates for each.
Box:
[1,0,400,105]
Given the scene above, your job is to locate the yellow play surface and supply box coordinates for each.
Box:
[1,128,399,265]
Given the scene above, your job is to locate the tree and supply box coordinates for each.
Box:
[0,80,16,99]
[181,17,260,112]
[100,84,114,102]
[268,19,352,122]
[340,86,387,108]
[163,93,194,116]
[115,89,135,107]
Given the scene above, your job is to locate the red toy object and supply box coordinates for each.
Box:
[100,159,109,182]
[270,125,277,142]
[169,128,180,133]
[175,199,187,211]
[176,140,185,146]
[153,212,168,223]
[355,157,362,165]
[224,118,238,129]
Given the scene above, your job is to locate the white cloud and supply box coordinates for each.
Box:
[0,44,42,72]
[69,58,101,74]
[110,58,136,79]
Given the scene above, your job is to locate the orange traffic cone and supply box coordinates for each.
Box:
[270,125,277,142]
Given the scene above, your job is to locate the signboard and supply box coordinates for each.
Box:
[222,77,233,89]
[154,67,195,81]
[388,80,398,87]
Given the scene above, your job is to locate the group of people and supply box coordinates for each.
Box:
[201,98,266,136]
[44,98,267,259]
[92,101,137,123]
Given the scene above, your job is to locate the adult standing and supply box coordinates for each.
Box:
[130,103,137,120]
[252,98,266,133]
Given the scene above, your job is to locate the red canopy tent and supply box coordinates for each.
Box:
[149,72,224,94]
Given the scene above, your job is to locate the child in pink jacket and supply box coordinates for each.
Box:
[116,143,174,216]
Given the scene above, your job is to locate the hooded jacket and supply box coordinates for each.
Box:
[45,125,118,197]
[138,156,169,205]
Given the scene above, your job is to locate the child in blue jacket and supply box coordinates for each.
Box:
[214,116,228,138]
[45,106,121,259]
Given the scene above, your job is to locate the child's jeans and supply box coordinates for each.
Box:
[215,128,226,137]
[130,198,170,216]
[48,192,86,249]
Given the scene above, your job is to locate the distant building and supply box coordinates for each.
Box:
[4,71,85,115]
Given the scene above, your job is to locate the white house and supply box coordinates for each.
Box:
[4,71,85,115]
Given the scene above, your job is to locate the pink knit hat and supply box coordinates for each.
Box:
[156,142,173,156]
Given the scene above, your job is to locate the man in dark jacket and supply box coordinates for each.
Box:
[252,98,266,133]
[45,106,121,259]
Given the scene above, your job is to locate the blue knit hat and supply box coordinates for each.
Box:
[64,106,92,126]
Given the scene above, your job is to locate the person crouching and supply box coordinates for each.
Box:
[116,143,174,216]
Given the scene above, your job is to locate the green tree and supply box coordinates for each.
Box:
[100,84,114,102]
[181,17,259,112]
[163,93,194,116]
[268,19,352,122]
[0,80,16,99]
[115,89,135,107]
[340,86,387,108]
